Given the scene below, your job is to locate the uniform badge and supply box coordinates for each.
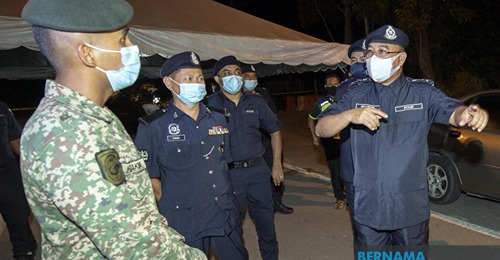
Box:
[362,39,366,50]
[191,52,199,65]
[385,26,397,40]
[139,150,149,161]
[95,149,125,186]
[251,65,255,71]
[168,123,181,135]
[209,125,230,135]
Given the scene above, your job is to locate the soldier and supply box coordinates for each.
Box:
[135,51,248,259]
[0,101,37,260]
[19,0,206,259]
[206,56,282,260]
[316,25,488,247]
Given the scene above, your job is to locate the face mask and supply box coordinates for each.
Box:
[326,87,337,96]
[366,53,401,83]
[86,43,141,91]
[244,80,258,91]
[169,78,207,106]
[221,75,243,94]
[350,62,368,79]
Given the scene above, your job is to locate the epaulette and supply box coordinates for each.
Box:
[138,108,167,125]
[408,78,435,85]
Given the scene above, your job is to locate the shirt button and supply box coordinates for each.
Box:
[206,156,210,160]
[215,197,218,201]
[201,141,205,144]
[196,125,199,129]
[176,205,179,209]
[213,184,216,188]
[209,170,213,174]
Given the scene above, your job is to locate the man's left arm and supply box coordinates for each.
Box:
[270,130,283,186]
[10,138,20,156]
[449,104,489,132]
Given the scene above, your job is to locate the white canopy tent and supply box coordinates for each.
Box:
[0,0,350,79]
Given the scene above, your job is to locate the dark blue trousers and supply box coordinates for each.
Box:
[229,161,279,260]
[345,182,357,245]
[354,219,429,246]
[0,163,37,257]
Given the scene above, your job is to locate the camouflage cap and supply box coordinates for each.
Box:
[22,0,133,32]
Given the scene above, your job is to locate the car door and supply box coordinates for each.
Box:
[455,93,500,199]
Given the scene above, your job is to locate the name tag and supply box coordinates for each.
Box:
[122,159,147,174]
[167,134,186,142]
[244,110,255,113]
[395,103,423,112]
[355,103,380,109]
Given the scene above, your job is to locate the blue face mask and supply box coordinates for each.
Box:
[86,43,141,92]
[350,62,368,79]
[221,75,243,94]
[244,80,258,91]
[169,78,207,106]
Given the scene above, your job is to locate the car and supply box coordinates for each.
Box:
[427,89,500,204]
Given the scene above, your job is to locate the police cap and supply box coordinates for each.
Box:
[213,56,240,77]
[160,51,201,78]
[366,25,409,49]
[241,64,257,74]
[348,39,366,58]
[22,0,133,32]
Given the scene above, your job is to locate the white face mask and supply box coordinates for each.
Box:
[366,53,401,83]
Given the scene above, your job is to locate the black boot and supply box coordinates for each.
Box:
[273,201,294,214]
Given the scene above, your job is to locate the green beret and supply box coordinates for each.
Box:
[22,0,133,32]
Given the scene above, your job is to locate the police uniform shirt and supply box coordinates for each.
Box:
[134,101,239,242]
[0,101,22,167]
[20,80,200,259]
[319,74,462,230]
[255,86,278,114]
[205,91,282,161]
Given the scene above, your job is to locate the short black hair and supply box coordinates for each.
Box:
[325,73,341,83]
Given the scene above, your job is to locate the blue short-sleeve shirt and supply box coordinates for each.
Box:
[134,102,239,241]
[205,91,282,161]
[319,75,462,229]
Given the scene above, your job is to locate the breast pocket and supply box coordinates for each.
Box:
[242,110,260,133]
[392,105,425,142]
[159,142,195,171]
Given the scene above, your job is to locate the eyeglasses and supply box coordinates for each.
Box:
[365,49,401,59]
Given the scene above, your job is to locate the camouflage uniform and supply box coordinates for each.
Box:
[20,80,207,260]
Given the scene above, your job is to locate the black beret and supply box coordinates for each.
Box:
[241,64,257,74]
[213,56,240,77]
[348,39,366,58]
[366,25,409,49]
[22,0,133,32]
[160,51,201,78]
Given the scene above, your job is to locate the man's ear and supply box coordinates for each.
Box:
[77,44,96,67]
[397,52,407,66]
[214,76,221,85]
[162,77,173,91]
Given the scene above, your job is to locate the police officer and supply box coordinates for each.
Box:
[0,101,37,260]
[20,0,206,259]
[316,25,488,247]
[206,56,282,260]
[308,74,346,209]
[134,51,248,259]
[241,64,293,215]
[332,38,368,244]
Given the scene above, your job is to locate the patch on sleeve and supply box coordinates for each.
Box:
[139,149,149,161]
[95,149,125,186]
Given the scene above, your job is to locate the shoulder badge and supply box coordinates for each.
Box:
[95,148,125,186]
[138,108,167,125]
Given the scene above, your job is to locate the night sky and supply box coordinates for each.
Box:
[214,0,342,42]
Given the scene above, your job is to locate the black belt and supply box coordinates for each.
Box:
[228,156,263,169]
